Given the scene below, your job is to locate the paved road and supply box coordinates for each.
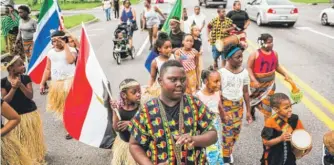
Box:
[2,1,333,165]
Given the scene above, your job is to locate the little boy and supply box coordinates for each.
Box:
[323,131,334,165]
[260,93,311,165]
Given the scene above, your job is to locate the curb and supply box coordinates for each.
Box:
[0,17,99,58]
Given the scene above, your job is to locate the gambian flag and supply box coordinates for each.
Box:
[161,0,182,34]
[63,25,116,149]
[28,0,64,84]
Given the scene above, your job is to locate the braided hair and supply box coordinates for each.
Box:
[257,33,273,47]
[154,32,171,54]
[201,66,215,84]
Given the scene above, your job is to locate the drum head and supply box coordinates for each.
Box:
[291,130,312,150]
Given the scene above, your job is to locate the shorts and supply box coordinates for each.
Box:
[212,45,225,61]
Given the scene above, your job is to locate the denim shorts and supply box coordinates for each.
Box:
[212,45,225,60]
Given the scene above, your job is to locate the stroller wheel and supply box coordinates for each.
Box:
[130,47,135,59]
[113,52,117,60]
[116,53,121,65]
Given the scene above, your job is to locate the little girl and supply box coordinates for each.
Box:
[191,26,203,86]
[175,34,200,95]
[143,32,174,103]
[196,67,224,165]
[1,55,46,163]
[111,79,141,165]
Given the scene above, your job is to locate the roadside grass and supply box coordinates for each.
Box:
[15,0,101,11]
[290,0,331,3]
[0,14,96,55]
[63,14,96,29]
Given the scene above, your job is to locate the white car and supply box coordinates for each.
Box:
[245,0,298,27]
[320,5,334,26]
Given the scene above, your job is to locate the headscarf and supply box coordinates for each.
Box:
[118,79,140,108]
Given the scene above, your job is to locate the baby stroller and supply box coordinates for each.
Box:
[113,22,135,65]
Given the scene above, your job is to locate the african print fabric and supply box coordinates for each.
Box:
[208,17,233,45]
[206,115,224,165]
[129,95,215,165]
[250,70,276,120]
[222,97,243,158]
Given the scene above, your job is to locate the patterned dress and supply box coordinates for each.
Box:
[129,95,215,165]
[208,17,233,45]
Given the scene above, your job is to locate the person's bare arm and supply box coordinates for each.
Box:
[40,58,51,92]
[247,52,258,82]
[112,110,120,131]
[129,136,154,165]
[132,8,137,21]
[192,130,217,147]
[1,101,20,136]
[195,51,200,89]
[244,19,251,30]
[64,44,76,64]
[243,85,252,123]
[2,86,16,103]
[149,60,158,87]
[154,6,165,19]
[19,81,33,100]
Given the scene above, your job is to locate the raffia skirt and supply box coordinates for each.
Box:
[9,110,46,164]
[111,136,137,165]
[46,78,73,120]
[1,132,35,165]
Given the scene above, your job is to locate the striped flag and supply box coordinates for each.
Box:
[161,0,182,34]
[63,25,116,149]
[27,0,63,84]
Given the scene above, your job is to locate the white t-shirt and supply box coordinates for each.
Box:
[219,68,250,101]
[103,0,111,9]
[182,19,192,34]
[189,13,206,30]
[47,47,77,81]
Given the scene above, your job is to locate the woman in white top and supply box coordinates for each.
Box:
[142,0,165,50]
[40,30,77,139]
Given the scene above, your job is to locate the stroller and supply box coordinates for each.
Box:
[113,22,135,65]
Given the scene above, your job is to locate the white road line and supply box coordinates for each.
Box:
[296,27,334,40]
[136,37,149,57]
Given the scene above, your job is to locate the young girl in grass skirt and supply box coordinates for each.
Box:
[110,79,141,165]
[39,30,77,120]
[142,32,174,104]
[1,56,46,163]
[1,99,34,165]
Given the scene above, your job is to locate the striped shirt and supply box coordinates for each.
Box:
[1,12,19,36]
[177,48,197,72]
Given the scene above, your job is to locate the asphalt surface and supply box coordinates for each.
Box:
[1,1,333,165]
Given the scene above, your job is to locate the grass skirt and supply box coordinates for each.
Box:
[10,110,46,163]
[111,136,137,165]
[1,133,34,165]
[47,78,73,120]
[141,83,161,105]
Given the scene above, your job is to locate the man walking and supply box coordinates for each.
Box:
[102,0,112,21]
[189,6,206,34]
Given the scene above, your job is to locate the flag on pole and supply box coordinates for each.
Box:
[27,0,63,84]
[161,0,182,34]
[63,25,116,149]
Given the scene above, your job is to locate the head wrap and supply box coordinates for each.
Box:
[226,47,241,59]
[118,80,140,108]
[5,56,21,70]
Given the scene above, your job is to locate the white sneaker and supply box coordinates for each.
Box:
[224,163,231,165]
[230,154,234,164]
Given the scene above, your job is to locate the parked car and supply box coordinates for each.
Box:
[245,0,298,27]
[320,5,334,26]
[198,0,227,8]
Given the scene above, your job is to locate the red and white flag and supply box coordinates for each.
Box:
[64,25,115,149]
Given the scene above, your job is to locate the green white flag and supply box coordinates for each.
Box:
[161,0,182,34]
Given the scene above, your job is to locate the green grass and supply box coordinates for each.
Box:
[290,0,331,3]
[15,0,101,11]
[63,14,96,29]
[130,0,141,4]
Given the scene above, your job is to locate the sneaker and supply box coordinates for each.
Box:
[230,154,234,164]
[66,133,73,140]
[224,163,231,165]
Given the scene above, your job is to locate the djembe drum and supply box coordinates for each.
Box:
[291,129,312,159]
[214,32,247,52]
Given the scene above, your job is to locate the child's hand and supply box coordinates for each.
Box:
[251,80,261,88]
[117,121,131,132]
[109,100,119,109]
[280,132,291,142]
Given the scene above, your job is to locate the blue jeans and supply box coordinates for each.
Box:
[212,45,225,61]
[105,8,111,20]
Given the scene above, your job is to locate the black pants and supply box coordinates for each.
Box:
[114,4,119,19]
